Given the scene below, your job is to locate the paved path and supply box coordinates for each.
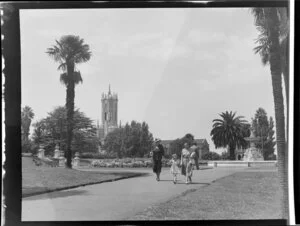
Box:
[22,167,248,221]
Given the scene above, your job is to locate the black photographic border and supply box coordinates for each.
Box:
[2,1,296,226]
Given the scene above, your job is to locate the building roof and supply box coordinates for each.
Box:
[160,140,174,146]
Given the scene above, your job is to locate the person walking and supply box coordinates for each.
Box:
[180,143,191,184]
[170,154,180,184]
[190,142,200,170]
[186,151,196,183]
[150,139,165,181]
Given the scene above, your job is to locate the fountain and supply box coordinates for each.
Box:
[243,129,264,161]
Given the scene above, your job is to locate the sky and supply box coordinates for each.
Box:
[20,8,280,153]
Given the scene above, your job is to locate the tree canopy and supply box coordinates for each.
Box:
[210,111,250,160]
[251,108,276,160]
[31,106,98,156]
[46,35,92,168]
[103,120,154,158]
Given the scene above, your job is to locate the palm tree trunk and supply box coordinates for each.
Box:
[269,8,288,220]
[65,65,75,168]
[228,145,235,160]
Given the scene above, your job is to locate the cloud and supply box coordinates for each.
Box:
[102,32,190,61]
[187,30,227,45]
[196,79,217,91]
[37,29,63,38]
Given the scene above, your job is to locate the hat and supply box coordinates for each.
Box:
[155,138,161,143]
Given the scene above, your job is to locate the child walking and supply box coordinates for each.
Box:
[170,154,180,184]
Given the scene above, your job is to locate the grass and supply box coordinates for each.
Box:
[131,171,283,220]
[22,157,146,197]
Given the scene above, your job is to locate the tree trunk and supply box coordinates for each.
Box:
[269,8,288,220]
[228,145,235,160]
[65,64,75,168]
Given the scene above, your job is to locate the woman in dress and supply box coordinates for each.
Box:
[180,143,191,184]
[151,139,164,181]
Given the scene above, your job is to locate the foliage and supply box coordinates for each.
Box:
[168,134,195,157]
[251,108,276,160]
[31,106,98,156]
[46,35,92,168]
[264,117,276,160]
[220,151,230,160]
[210,111,250,160]
[21,139,35,154]
[21,106,35,154]
[21,106,35,142]
[80,152,116,159]
[251,8,289,107]
[201,152,221,161]
[252,8,288,217]
[103,120,154,158]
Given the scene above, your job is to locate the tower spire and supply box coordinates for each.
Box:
[108,84,111,95]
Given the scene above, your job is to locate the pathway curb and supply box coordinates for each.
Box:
[23,172,149,198]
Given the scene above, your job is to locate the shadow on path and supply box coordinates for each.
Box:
[25,189,87,201]
[175,182,210,185]
[158,180,210,186]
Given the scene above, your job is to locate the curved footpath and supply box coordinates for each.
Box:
[22,167,250,221]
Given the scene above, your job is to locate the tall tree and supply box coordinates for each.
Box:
[31,106,98,155]
[103,120,154,158]
[252,8,289,109]
[46,35,91,168]
[210,111,249,160]
[251,108,270,159]
[252,7,288,219]
[21,106,34,142]
[264,116,276,160]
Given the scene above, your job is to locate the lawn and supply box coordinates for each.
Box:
[22,157,147,197]
[131,171,283,220]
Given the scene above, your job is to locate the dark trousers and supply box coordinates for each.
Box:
[194,158,199,170]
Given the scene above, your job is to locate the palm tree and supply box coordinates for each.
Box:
[21,106,34,142]
[46,35,91,168]
[210,111,249,160]
[251,8,288,220]
[252,8,289,108]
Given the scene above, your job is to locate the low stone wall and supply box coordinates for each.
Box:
[207,160,277,167]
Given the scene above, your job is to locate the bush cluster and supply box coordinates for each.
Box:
[80,152,116,159]
[90,158,173,168]
[201,152,221,160]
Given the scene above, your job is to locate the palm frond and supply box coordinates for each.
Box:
[59,71,83,86]
[60,73,68,86]
[57,63,67,71]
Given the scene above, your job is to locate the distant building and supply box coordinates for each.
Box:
[97,85,118,147]
[160,139,209,157]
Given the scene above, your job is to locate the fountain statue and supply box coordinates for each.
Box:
[243,129,264,161]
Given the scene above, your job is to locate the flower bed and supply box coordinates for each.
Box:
[90,158,173,168]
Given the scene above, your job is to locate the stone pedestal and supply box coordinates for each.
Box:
[73,152,80,168]
[54,145,60,158]
[37,145,45,159]
[243,130,264,161]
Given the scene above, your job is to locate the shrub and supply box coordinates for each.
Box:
[22,139,35,153]
[220,151,230,160]
[80,152,117,159]
[202,152,221,160]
